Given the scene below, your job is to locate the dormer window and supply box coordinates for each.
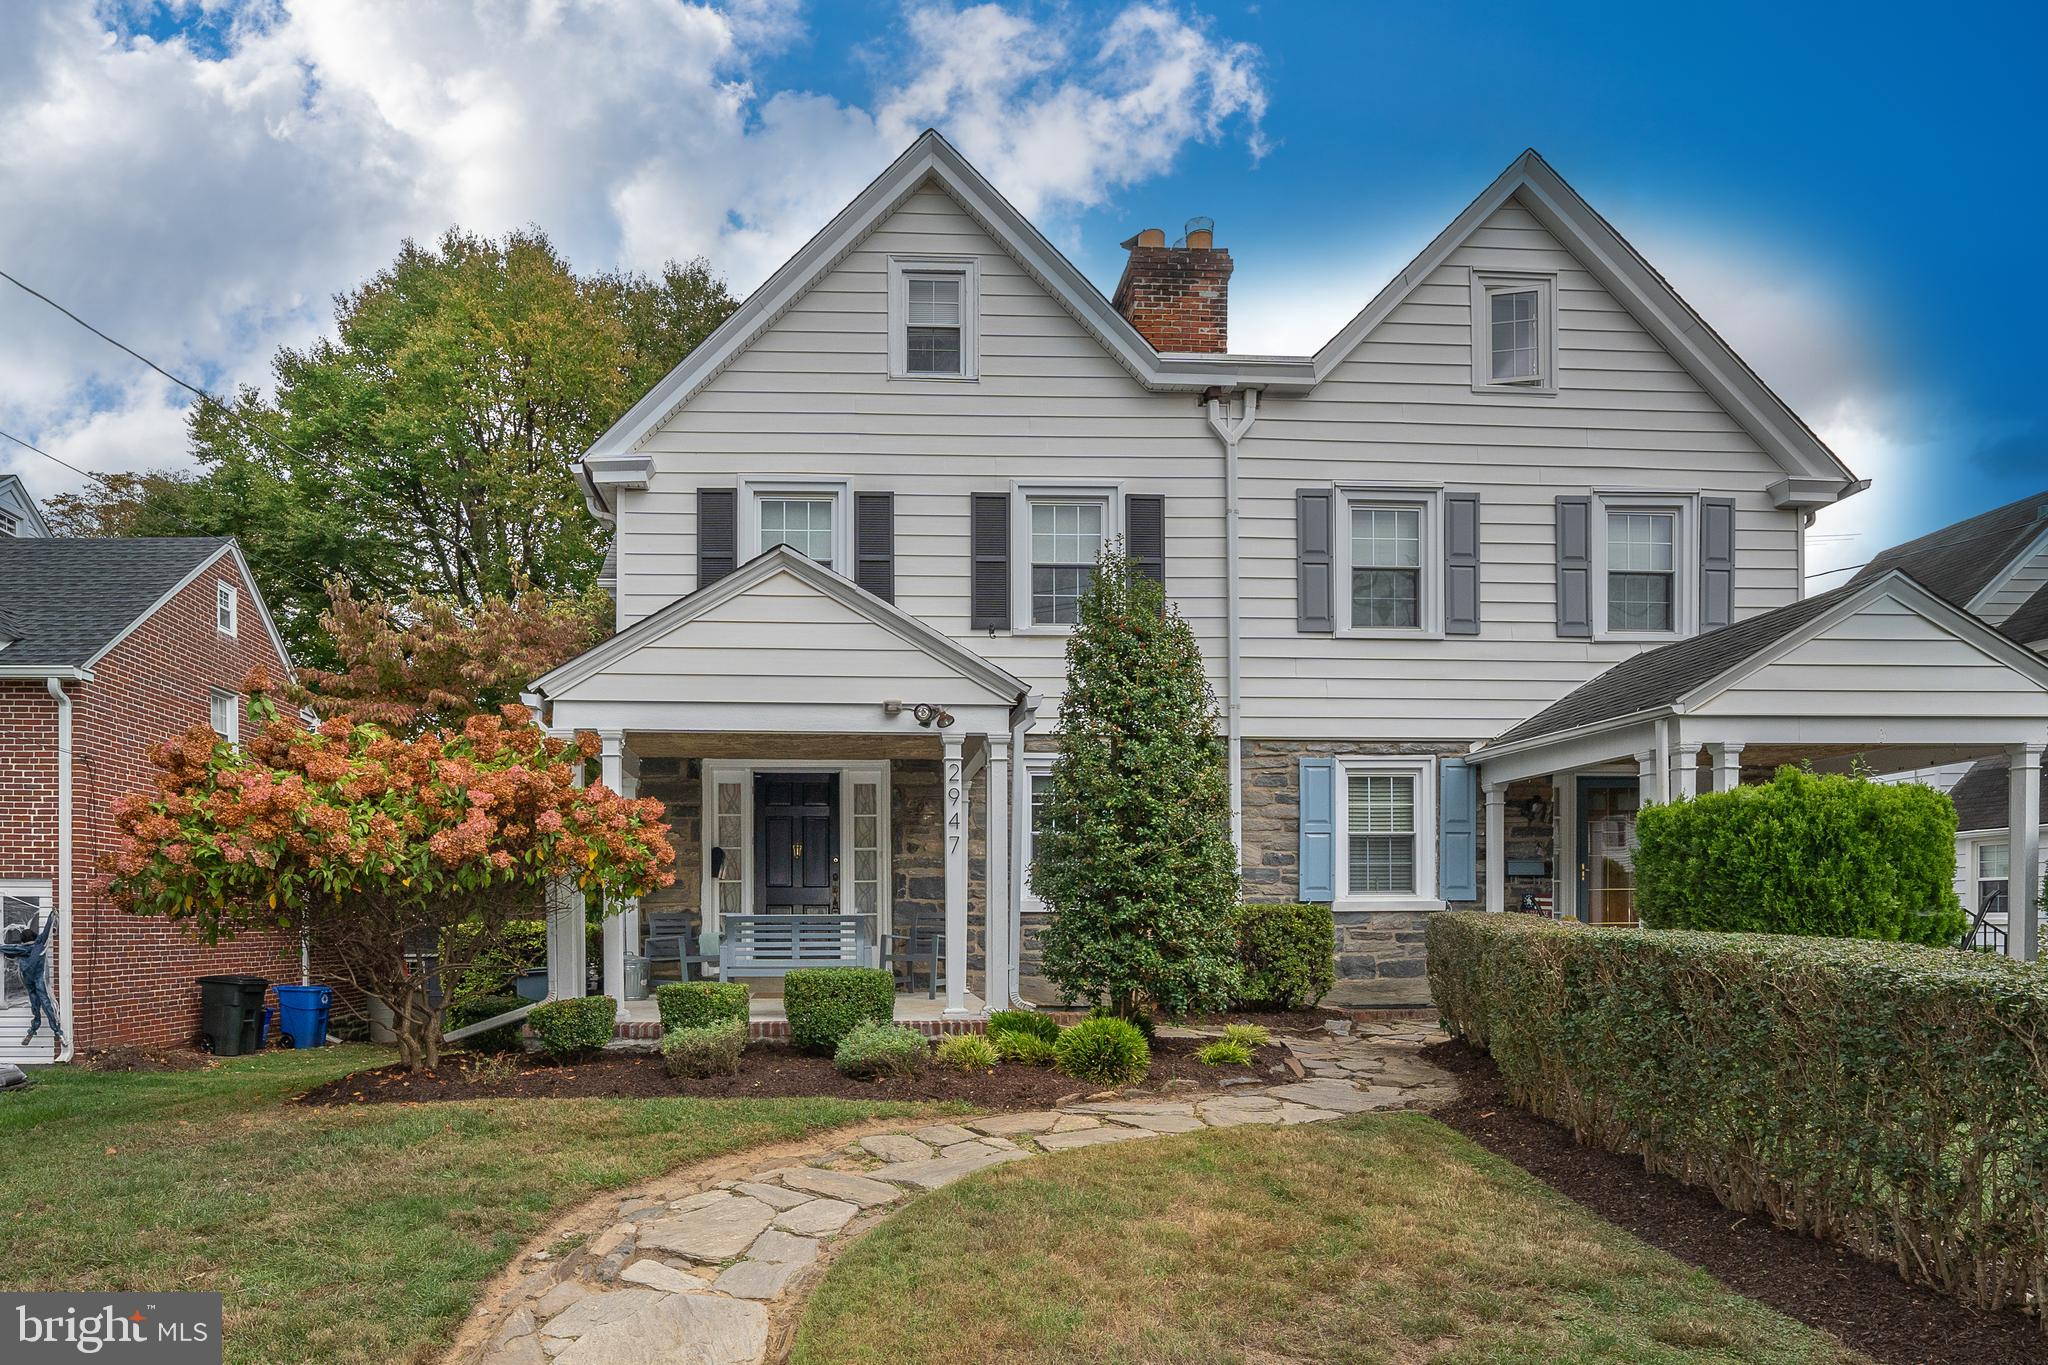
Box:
[1471,270,1556,394]
[888,257,979,380]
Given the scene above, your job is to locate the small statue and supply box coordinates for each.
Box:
[0,912,61,1048]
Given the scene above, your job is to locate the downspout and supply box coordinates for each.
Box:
[45,678,75,1062]
[1204,388,1259,860]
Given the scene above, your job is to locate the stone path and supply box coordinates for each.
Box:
[460,1019,1451,1365]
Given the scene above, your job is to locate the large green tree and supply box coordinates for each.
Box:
[54,229,736,662]
[1032,546,1242,1019]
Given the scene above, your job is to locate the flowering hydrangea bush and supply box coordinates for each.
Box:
[102,668,675,1068]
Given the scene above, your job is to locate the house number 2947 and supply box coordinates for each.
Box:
[945,759,963,853]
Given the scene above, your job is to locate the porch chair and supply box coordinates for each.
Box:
[644,912,722,982]
[881,909,945,999]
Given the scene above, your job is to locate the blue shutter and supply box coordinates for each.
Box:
[1438,757,1478,902]
[1298,757,1336,903]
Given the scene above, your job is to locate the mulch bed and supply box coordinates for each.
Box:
[295,1036,1290,1108]
[75,1046,211,1073]
[1424,1039,2046,1365]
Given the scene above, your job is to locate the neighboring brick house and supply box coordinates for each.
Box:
[0,529,297,1063]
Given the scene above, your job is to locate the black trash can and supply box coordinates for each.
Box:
[197,974,271,1056]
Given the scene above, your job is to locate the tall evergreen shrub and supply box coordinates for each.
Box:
[1032,546,1241,1018]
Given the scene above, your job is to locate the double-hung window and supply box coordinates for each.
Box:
[1470,271,1556,394]
[1337,757,1437,903]
[1020,755,1057,911]
[0,883,51,1010]
[1030,501,1104,625]
[738,478,849,572]
[1350,505,1422,629]
[1978,842,2010,917]
[216,582,238,636]
[888,257,979,380]
[209,689,241,745]
[1606,511,1677,632]
[759,497,837,567]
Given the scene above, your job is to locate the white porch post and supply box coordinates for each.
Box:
[1483,781,1506,913]
[2009,742,2043,962]
[548,754,589,999]
[1634,749,1659,806]
[600,731,627,1004]
[1709,742,1745,793]
[942,731,970,1016]
[620,749,642,986]
[985,735,1012,1008]
[1671,742,1702,799]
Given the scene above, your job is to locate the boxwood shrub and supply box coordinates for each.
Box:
[526,995,616,1061]
[445,992,527,1053]
[656,981,749,1033]
[783,967,895,1055]
[1229,902,1335,1010]
[662,1019,747,1078]
[1426,911,2048,1326]
[1635,765,1965,944]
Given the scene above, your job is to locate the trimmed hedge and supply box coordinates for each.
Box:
[1229,902,1335,1010]
[445,992,527,1053]
[656,981,749,1033]
[1427,912,2048,1329]
[784,968,895,1055]
[527,995,617,1061]
[662,1019,746,1078]
[1635,765,1965,944]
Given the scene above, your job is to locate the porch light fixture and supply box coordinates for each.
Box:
[911,703,955,729]
[1521,794,1552,825]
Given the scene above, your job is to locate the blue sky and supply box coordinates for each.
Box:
[2,0,2040,580]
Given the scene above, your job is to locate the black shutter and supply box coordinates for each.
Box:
[1700,496,1736,631]
[698,487,737,589]
[854,491,895,602]
[1126,493,1165,590]
[970,492,1010,631]
[1555,495,1592,638]
[1297,488,1334,633]
[1445,492,1481,635]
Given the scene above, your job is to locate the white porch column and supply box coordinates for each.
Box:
[599,731,627,1004]
[1483,782,1506,913]
[942,731,970,1016]
[1709,743,1745,793]
[619,749,642,987]
[1634,749,1659,806]
[1671,742,1702,799]
[985,735,1012,1009]
[2009,742,2043,962]
[547,754,589,999]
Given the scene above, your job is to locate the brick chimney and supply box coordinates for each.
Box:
[1111,218,1232,354]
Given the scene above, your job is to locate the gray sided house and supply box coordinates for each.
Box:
[526,132,2048,1021]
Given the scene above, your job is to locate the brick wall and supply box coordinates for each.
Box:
[0,681,58,887]
[1110,244,1232,354]
[52,554,298,1051]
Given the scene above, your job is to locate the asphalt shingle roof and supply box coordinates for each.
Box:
[1998,585,2048,649]
[0,537,231,668]
[1948,756,2048,834]
[1488,579,1865,748]
[1850,487,2048,606]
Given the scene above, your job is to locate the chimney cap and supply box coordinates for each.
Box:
[1120,227,1167,250]
[1178,216,1216,250]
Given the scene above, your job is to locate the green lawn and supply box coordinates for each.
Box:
[0,1047,937,1364]
[793,1113,1862,1365]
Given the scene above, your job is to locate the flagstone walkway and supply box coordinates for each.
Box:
[460,1019,1452,1365]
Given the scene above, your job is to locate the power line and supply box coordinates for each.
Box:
[0,426,111,487]
[1805,517,2046,580]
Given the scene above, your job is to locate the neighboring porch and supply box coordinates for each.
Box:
[1469,570,2048,959]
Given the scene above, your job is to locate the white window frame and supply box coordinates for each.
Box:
[209,688,241,745]
[1470,269,1558,395]
[216,581,238,637]
[737,477,851,572]
[1020,752,1058,912]
[1011,481,1121,635]
[887,255,980,381]
[1335,756,1439,909]
[1591,491,1696,640]
[0,881,53,1012]
[1336,484,1443,638]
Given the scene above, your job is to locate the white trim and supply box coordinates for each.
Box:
[698,759,893,964]
[1334,755,1440,909]
[80,543,294,679]
[209,688,241,745]
[887,255,980,381]
[216,581,238,637]
[1967,522,2048,618]
[1335,484,1444,638]
[1592,493,1697,641]
[737,477,852,572]
[1468,270,1558,395]
[1010,481,1123,635]
[1018,751,1057,912]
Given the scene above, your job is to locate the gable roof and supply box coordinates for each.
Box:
[0,537,290,674]
[527,544,1029,707]
[1483,570,2048,753]
[581,134,1860,517]
[1998,583,2048,648]
[1948,755,2048,834]
[1850,487,2048,609]
[0,474,53,538]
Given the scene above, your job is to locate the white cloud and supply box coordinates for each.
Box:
[0,0,1267,501]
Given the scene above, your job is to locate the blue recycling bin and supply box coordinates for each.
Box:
[274,984,332,1049]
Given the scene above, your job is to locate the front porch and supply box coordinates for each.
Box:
[613,987,990,1040]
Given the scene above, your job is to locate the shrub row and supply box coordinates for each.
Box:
[1228,902,1335,1010]
[656,981,749,1033]
[784,968,895,1054]
[527,995,617,1060]
[1426,912,2048,1329]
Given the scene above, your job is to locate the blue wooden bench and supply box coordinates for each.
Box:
[718,914,870,981]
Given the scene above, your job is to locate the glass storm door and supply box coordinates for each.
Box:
[1576,777,1641,926]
